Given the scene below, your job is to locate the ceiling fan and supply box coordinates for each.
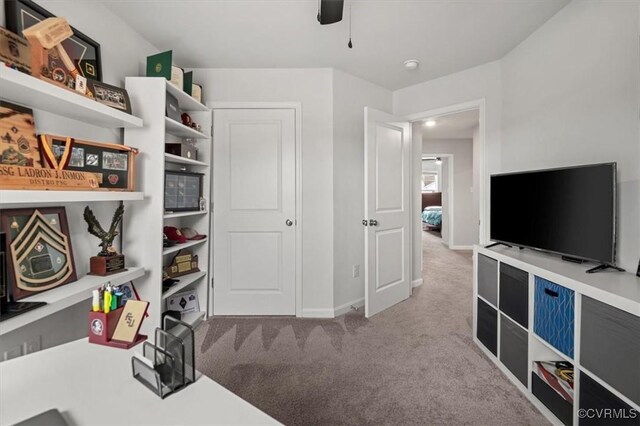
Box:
[317,0,353,48]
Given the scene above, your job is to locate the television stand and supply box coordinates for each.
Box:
[485,242,512,249]
[561,255,585,264]
[585,263,626,274]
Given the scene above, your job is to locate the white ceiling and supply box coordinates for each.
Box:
[422,109,479,140]
[104,0,569,90]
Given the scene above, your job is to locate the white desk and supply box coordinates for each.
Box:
[0,339,279,426]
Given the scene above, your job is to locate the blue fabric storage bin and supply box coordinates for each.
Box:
[534,277,575,358]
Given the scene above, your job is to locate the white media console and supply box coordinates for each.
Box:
[473,245,640,426]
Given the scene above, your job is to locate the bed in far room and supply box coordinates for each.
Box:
[422,192,442,232]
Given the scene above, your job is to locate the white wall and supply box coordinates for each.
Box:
[192,68,335,316]
[501,0,640,271]
[423,138,476,248]
[332,70,392,313]
[0,0,158,357]
[395,61,501,282]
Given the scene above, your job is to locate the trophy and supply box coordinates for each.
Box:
[84,205,126,276]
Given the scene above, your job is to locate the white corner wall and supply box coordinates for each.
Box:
[394,61,502,283]
[423,138,476,248]
[332,70,392,315]
[0,0,158,358]
[501,0,640,271]
[191,68,336,316]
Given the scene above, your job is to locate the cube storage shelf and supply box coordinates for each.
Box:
[124,77,212,337]
[474,245,640,426]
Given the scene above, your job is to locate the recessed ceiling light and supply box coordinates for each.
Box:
[425,119,436,127]
[404,59,419,70]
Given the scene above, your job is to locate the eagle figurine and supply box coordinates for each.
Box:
[83,204,124,257]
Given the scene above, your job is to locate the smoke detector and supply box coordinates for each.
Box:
[404,59,419,70]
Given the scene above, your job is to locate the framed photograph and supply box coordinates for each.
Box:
[166,289,199,315]
[0,207,77,300]
[86,80,132,114]
[40,134,138,191]
[164,170,203,212]
[4,0,102,81]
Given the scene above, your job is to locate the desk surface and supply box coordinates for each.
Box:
[0,339,279,426]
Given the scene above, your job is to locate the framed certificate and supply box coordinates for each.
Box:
[1,207,77,300]
[164,170,203,212]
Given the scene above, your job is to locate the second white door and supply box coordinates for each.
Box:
[213,108,296,315]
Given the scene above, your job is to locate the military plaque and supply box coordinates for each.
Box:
[0,101,41,167]
[1,207,77,300]
[163,249,199,279]
[84,205,126,276]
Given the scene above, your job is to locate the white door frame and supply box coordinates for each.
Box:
[207,101,303,317]
[404,99,488,247]
[421,153,454,247]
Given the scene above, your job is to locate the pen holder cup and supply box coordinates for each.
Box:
[88,308,147,349]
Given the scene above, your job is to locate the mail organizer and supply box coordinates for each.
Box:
[132,316,195,398]
[89,303,148,349]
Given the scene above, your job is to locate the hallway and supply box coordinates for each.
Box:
[195,232,547,425]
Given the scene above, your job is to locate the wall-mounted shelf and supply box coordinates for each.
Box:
[164,153,208,168]
[164,211,207,219]
[0,66,143,128]
[165,117,209,139]
[163,238,208,256]
[162,271,207,300]
[0,190,144,205]
[0,267,146,336]
[165,80,209,112]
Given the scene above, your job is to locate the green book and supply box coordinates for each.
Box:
[146,50,172,79]
[183,71,193,95]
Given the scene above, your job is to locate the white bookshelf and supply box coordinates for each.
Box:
[0,66,143,128]
[0,267,145,336]
[0,190,144,206]
[164,153,208,168]
[124,77,212,336]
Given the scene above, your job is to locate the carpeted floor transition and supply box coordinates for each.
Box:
[195,231,548,425]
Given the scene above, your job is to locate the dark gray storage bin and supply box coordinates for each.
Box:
[500,314,528,386]
[499,263,529,328]
[477,298,497,356]
[532,372,573,425]
[579,372,640,426]
[581,296,640,406]
[477,254,498,306]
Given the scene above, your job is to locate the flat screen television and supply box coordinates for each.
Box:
[490,163,617,266]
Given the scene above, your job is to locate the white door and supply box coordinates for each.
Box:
[213,109,296,315]
[364,107,412,318]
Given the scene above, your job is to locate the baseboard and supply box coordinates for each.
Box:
[449,245,474,250]
[412,278,423,288]
[302,308,334,318]
[333,297,364,317]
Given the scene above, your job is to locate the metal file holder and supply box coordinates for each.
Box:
[131,317,195,398]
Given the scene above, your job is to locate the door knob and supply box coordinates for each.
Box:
[285,219,293,227]
[369,219,378,227]
[362,220,368,226]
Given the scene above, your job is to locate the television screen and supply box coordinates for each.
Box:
[490,163,616,264]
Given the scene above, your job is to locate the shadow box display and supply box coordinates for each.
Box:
[164,170,203,212]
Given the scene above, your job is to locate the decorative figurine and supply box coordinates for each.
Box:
[84,204,126,275]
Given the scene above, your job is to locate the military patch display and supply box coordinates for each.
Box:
[1,207,77,300]
[39,134,138,191]
[0,101,41,168]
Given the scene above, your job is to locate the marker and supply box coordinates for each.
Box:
[111,290,118,311]
[104,291,112,314]
[92,290,100,312]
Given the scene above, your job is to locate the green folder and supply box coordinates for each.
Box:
[146,50,172,79]
[183,71,193,95]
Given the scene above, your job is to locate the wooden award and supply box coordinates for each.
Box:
[84,205,126,276]
[163,250,199,279]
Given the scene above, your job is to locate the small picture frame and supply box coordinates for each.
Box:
[86,80,132,114]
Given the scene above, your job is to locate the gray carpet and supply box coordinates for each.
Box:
[195,231,548,425]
